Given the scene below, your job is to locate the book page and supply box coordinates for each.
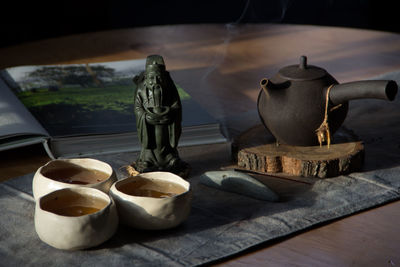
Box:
[4,59,223,149]
[0,77,48,139]
[5,60,147,137]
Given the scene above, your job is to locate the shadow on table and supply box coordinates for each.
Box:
[343,93,400,172]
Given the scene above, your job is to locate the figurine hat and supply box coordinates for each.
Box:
[146,55,166,72]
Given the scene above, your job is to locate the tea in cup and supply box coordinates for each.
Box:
[110,172,192,230]
[32,158,117,200]
[34,187,118,250]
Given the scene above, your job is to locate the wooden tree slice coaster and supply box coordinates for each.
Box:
[233,125,364,178]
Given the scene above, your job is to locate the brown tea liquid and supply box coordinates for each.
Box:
[118,178,186,198]
[52,206,100,216]
[43,162,109,185]
[41,191,108,217]
[131,189,177,198]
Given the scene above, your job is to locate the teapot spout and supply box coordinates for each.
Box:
[260,78,281,94]
[329,80,397,105]
[260,78,269,94]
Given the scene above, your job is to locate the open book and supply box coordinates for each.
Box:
[0,59,226,158]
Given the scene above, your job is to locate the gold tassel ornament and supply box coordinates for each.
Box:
[315,84,341,148]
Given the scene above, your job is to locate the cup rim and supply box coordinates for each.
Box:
[38,158,114,187]
[38,187,112,218]
[111,171,190,200]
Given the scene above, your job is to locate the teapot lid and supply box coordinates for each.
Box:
[278,56,327,81]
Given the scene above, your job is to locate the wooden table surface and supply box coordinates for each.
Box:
[1,24,400,266]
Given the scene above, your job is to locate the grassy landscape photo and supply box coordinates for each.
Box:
[4,60,190,137]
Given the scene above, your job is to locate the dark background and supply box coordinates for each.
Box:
[1,0,399,48]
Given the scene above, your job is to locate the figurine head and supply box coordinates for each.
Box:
[144,55,167,88]
[145,55,166,73]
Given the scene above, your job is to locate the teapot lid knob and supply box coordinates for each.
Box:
[278,55,327,81]
[299,55,307,69]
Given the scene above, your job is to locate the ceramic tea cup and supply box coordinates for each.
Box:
[32,158,117,200]
[34,187,118,250]
[109,172,192,230]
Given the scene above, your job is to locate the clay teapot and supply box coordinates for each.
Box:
[257,56,398,146]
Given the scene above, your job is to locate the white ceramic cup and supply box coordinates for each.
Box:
[109,172,192,230]
[34,187,118,250]
[32,158,117,200]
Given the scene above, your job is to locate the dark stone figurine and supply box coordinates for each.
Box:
[132,55,189,176]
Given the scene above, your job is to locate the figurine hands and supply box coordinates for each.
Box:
[145,110,172,125]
